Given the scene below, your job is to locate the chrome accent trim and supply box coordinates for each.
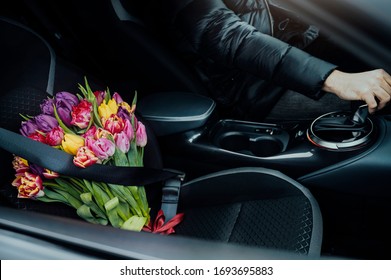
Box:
[307,111,373,151]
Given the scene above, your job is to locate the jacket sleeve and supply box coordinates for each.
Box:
[169,0,337,99]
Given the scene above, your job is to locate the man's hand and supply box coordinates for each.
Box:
[323,69,391,113]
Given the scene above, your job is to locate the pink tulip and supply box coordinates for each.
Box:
[104,114,125,134]
[28,131,46,143]
[115,131,130,153]
[43,169,60,179]
[136,121,147,147]
[83,126,97,139]
[93,90,107,106]
[95,127,113,140]
[17,172,44,199]
[45,126,64,146]
[12,174,23,188]
[73,146,99,168]
[89,138,115,160]
[12,156,29,174]
[70,99,92,129]
[124,119,134,141]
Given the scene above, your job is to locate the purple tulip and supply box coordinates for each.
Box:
[56,106,72,126]
[117,106,131,122]
[29,163,45,177]
[112,92,124,104]
[55,92,79,126]
[40,98,55,115]
[20,119,39,137]
[55,92,79,110]
[35,114,59,132]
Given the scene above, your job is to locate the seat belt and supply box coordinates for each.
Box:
[0,127,183,186]
[161,171,185,222]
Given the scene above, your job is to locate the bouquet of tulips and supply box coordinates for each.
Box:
[11,79,159,232]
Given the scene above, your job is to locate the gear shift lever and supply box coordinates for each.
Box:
[352,104,369,124]
[307,104,373,150]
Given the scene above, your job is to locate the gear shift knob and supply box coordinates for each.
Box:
[352,104,369,124]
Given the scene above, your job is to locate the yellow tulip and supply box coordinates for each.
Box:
[62,133,85,155]
[119,101,132,113]
[98,98,118,120]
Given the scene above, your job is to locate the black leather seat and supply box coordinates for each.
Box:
[15,0,207,96]
[0,16,323,258]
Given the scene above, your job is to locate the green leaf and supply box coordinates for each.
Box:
[84,77,95,100]
[114,148,129,167]
[116,200,132,221]
[92,182,111,203]
[127,141,138,167]
[19,113,33,121]
[121,216,147,232]
[138,186,149,215]
[109,184,143,216]
[92,98,103,128]
[104,87,111,102]
[78,83,89,98]
[83,179,94,193]
[53,105,75,135]
[54,178,83,199]
[80,192,108,222]
[104,198,122,228]
[42,189,69,205]
[127,187,149,217]
[37,195,67,204]
[54,189,83,209]
[68,177,88,192]
[107,210,122,228]
[77,205,108,225]
[80,192,93,204]
[131,91,138,107]
[104,197,119,212]
[101,183,114,199]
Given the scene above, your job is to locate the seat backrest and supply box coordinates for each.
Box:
[19,0,207,96]
[0,16,165,215]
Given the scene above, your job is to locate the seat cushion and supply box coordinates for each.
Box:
[176,168,323,256]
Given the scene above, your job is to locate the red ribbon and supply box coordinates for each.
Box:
[143,209,184,235]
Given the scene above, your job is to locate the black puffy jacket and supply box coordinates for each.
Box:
[163,0,337,120]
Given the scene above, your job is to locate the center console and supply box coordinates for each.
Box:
[139,92,391,197]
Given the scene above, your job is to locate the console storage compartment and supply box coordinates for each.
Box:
[211,120,290,157]
[138,92,215,136]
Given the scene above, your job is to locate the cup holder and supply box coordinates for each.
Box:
[218,132,249,152]
[249,136,283,157]
[211,120,289,157]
